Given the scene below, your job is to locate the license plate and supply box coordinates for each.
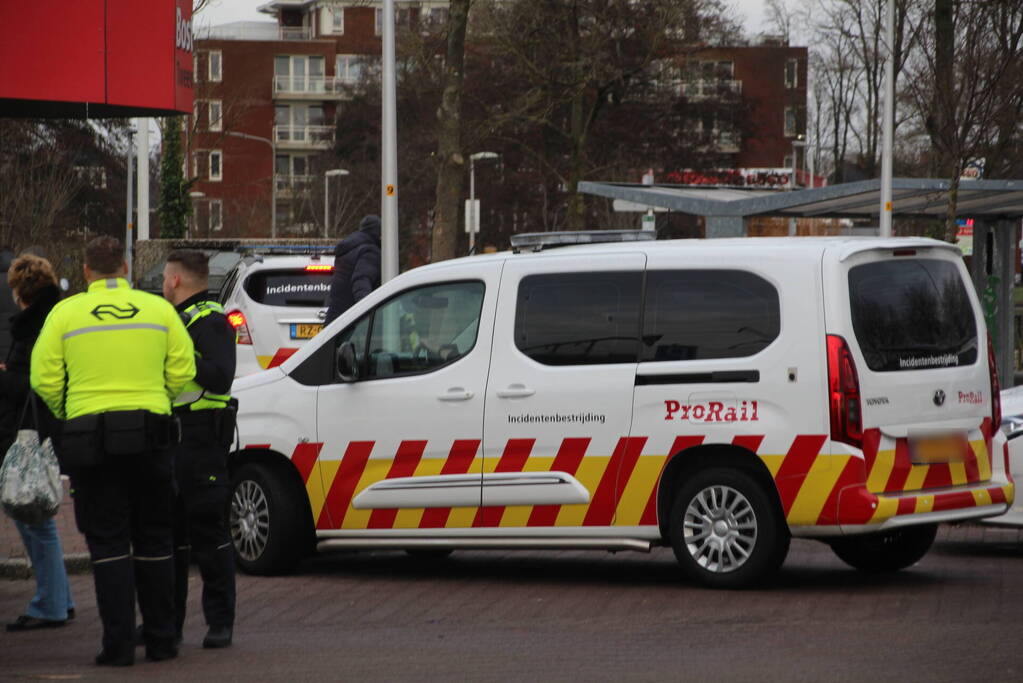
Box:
[290,323,323,339]
[910,435,964,465]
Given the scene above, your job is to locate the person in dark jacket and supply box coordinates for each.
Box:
[1,254,75,631]
[0,248,18,361]
[324,214,382,324]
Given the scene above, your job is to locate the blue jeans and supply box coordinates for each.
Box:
[14,517,75,621]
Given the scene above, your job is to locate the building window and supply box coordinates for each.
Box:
[375,8,382,36]
[336,54,371,84]
[209,100,222,131]
[423,7,448,29]
[784,106,798,137]
[193,101,199,129]
[784,153,794,170]
[209,50,222,82]
[275,55,325,93]
[329,7,343,34]
[210,200,223,232]
[209,150,222,181]
[193,54,200,82]
[785,59,798,88]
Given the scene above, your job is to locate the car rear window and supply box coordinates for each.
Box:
[848,259,977,372]
[244,269,332,307]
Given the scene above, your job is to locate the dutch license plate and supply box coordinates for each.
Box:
[290,323,323,339]
[910,434,964,465]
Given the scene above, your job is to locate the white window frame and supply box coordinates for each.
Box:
[193,54,200,83]
[785,59,798,88]
[193,101,200,130]
[209,100,222,131]
[329,7,344,34]
[375,8,382,36]
[210,199,223,232]
[784,106,797,137]
[209,149,223,181]
[209,50,222,82]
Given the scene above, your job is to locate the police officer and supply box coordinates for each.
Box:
[31,236,195,666]
[161,249,237,648]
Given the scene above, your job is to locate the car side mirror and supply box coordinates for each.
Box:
[336,341,360,382]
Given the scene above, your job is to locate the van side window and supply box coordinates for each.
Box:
[641,270,780,361]
[515,272,642,365]
[364,281,485,379]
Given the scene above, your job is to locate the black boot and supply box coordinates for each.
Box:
[134,557,178,662]
[203,625,233,649]
[92,556,136,665]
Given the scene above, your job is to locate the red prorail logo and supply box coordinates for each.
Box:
[664,400,759,422]
[958,390,983,405]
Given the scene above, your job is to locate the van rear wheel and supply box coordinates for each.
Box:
[828,524,937,572]
[669,468,789,588]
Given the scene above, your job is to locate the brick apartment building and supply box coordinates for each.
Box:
[186,0,808,238]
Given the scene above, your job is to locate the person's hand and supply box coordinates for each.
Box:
[0,363,7,371]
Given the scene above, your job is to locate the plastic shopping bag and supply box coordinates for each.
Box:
[0,428,62,525]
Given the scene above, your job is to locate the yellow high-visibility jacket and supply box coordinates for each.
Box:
[31,278,196,420]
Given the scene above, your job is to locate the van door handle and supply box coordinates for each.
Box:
[496,384,535,399]
[438,388,474,401]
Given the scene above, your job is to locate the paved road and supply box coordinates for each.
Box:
[2,523,1021,682]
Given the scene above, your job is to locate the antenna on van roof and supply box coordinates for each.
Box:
[509,230,655,253]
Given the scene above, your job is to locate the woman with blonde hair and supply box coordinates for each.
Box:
[1,253,75,631]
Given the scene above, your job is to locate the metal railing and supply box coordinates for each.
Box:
[274,174,315,194]
[680,80,743,98]
[273,75,346,96]
[273,125,335,147]
[195,24,313,41]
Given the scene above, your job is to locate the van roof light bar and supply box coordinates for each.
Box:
[235,244,335,257]
[510,230,656,253]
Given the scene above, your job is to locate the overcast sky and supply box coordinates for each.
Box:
[195,0,773,38]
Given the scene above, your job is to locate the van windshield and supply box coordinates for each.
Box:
[848,259,977,372]
[245,269,333,307]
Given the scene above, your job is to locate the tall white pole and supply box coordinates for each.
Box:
[879,0,895,237]
[469,157,476,253]
[380,0,399,281]
[136,118,150,241]
[125,129,134,280]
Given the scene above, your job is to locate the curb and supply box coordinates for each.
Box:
[0,553,92,580]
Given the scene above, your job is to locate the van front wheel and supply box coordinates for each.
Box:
[230,463,307,575]
[669,468,789,588]
[828,524,937,572]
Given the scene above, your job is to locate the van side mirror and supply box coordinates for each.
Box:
[336,341,360,382]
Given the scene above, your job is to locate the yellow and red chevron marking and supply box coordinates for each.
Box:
[264,428,1007,532]
[256,347,299,369]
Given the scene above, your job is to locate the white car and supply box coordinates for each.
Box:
[986,385,1023,525]
[218,250,335,376]
[227,232,1013,588]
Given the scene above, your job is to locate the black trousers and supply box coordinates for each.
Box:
[70,448,176,658]
[172,412,236,633]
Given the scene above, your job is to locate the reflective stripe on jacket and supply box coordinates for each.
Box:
[30,278,195,420]
[174,300,232,411]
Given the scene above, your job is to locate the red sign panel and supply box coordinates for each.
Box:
[0,0,193,117]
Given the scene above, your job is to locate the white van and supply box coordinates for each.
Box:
[227,233,1015,588]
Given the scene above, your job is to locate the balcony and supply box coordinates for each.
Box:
[273,125,335,150]
[196,23,313,42]
[273,75,347,100]
[680,80,743,100]
[274,174,314,197]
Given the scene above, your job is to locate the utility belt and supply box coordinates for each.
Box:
[59,410,181,470]
[173,398,238,447]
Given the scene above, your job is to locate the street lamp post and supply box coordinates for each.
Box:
[468,151,499,253]
[223,130,276,237]
[324,168,350,239]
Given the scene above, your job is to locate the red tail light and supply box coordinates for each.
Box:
[827,334,863,449]
[305,264,333,272]
[227,309,253,345]
[988,335,1001,425]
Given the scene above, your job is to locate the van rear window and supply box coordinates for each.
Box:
[848,259,977,372]
[244,270,332,307]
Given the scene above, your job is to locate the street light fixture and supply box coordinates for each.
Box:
[223,130,276,238]
[324,168,350,239]
[468,151,499,253]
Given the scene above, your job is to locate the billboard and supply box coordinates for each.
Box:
[0,0,193,117]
